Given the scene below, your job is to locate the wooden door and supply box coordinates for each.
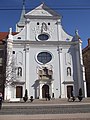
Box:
[16,86,23,98]
[67,86,73,98]
[42,85,49,98]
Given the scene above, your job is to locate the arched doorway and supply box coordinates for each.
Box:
[42,84,49,98]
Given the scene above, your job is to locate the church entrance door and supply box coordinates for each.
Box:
[16,86,23,98]
[42,84,49,98]
[67,86,73,98]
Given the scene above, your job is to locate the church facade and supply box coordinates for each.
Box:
[4,3,87,100]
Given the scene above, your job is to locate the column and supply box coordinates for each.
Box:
[76,45,82,89]
[26,19,30,40]
[25,46,30,95]
[79,41,87,97]
[56,19,62,41]
[57,46,63,98]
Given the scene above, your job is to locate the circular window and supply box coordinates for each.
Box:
[38,34,49,40]
[37,52,52,64]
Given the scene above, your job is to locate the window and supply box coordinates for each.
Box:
[67,67,71,76]
[13,51,15,54]
[17,37,21,39]
[37,22,39,25]
[0,50,3,57]
[37,52,52,64]
[38,34,49,40]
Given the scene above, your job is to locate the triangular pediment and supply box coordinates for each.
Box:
[25,3,61,19]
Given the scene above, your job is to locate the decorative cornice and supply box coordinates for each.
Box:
[25,15,60,19]
[13,40,79,46]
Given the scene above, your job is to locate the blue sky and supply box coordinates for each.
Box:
[0,0,90,48]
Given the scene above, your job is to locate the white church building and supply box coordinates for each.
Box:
[5,3,87,100]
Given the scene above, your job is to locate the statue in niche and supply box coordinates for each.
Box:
[67,67,71,76]
[17,67,22,77]
[41,22,47,33]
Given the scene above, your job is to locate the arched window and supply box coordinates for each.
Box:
[17,67,22,77]
[67,67,71,76]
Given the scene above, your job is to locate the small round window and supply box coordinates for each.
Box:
[37,52,52,64]
[38,34,49,40]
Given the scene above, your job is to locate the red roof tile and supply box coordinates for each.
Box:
[0,32,18,41]
[0,32,8,41]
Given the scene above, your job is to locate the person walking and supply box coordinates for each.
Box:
[72,90,75,102]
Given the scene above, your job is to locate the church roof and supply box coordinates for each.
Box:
[0,32,18,41]
[25,3,62,19]
[0,32,8,41]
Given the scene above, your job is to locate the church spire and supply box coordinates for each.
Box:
[19,0,26,25]
[23,0,25,6]
[16,0,26,32]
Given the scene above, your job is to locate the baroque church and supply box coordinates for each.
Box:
[4,3,87,100]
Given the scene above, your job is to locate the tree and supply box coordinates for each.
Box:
[5,52,16,87]
[4,39,17,100]
[78,88,83,102]
[23,89,28,102]
[0,40,7,100]
[79,88,83,96]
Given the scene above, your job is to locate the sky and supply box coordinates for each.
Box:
[0,0,90,48]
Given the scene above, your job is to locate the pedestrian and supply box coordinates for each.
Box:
[45,93,48,101]
[67,93,70,102]
[72,90,75,102]
[48,94,51,101]
[0,92,3,109]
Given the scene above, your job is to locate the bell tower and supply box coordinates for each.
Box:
[16,0,26,32]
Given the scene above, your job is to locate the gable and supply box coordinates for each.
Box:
[25,3,61,19]
[26,8,52,17]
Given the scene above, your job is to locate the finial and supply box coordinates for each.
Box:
[9,28,12,35]
[42,2,44,4]
[23,0,25,6]
[41,2,45,6]
[75,29,79,36]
